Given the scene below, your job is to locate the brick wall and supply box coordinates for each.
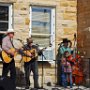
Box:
[77,0,90,87]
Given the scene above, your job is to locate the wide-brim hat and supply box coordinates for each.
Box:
[62,38,70,43]
[7,29,15,34]
[27,37,33,43]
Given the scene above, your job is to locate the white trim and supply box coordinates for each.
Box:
[9,4,13,29]
[29,6,32,37]
[51,8,55,60]
[0,4,13,31]
[0,4,11,6]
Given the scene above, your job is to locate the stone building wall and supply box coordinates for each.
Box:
[0,0,77,50]
[0,0,77,85]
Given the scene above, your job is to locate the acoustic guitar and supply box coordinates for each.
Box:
[22,47,47,62]
[22,48,38,62]
[1,48,21,63]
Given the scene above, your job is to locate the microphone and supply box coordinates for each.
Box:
[58,42,63,46]
[58,43,60,45]
[49,43,52,47]
[32,43,39,47]
[36,44,39,46]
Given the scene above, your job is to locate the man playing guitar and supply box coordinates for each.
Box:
[22,37,41,89]
[1,29,16,90]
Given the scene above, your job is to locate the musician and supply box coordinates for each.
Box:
[57,38,72,85]
[59,38,72,56]
[1,29,16,89]
[22,37,41,89]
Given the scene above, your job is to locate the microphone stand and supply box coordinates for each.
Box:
[40,50,46,89]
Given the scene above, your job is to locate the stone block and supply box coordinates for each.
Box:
[60,1,68,7]
[25,18,30,25]
[63,13,76,20]
[65,7,77,13]
[64,27,76,35]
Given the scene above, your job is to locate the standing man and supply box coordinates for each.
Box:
[22,37,41,89]
[59,38,72,55]
[57,38,72,86]
[1,29,16,89]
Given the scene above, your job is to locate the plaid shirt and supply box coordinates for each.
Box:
[61,57,72,73]
[2,36,13,52]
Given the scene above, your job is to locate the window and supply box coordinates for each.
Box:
[0,4,13,31]
[30,6,55,61]
[0,4,13,62]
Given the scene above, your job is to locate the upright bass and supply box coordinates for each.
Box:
[72,33,84,85]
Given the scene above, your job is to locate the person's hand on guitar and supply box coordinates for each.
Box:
[10,52,15,57]
[6,49,16,57]
[23,51,33,57]
[27,53,32,57]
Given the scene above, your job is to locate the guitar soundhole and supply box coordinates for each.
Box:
[31,50,35,57]
[9,55,13,58]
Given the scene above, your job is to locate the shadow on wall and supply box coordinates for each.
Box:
[56,47,62,86]
[16,67,26,87]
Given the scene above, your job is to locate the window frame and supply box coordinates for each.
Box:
[29,6,55,61]
[0,4,13,32]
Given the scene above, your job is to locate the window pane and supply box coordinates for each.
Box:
[0,6,8,21]
[0,22,8,31]
[32,7,51,34]
[0,6,8,31]
[32,36,50,47]
[31,7,51,47]
[38,49,54,60]
[32,21,50,34]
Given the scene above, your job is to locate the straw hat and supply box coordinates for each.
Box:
[62,38,70,43]
[7,29,15,34]
[27,37,33,43]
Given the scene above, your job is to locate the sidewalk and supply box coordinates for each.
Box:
[16,84,90,90]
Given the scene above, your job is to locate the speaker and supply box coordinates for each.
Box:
[0,77,15,90]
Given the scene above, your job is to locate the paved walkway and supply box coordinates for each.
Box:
[16,85,90,90]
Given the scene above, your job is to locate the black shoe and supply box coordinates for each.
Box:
[25,86,29,89]
[35,86,42,89]
[0,77,5,80]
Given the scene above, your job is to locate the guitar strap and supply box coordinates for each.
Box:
[10,38,15,48]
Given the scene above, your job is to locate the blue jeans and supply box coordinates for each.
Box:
[24,60,39,88]
[61,73,73,88]
[61,73,67,88]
